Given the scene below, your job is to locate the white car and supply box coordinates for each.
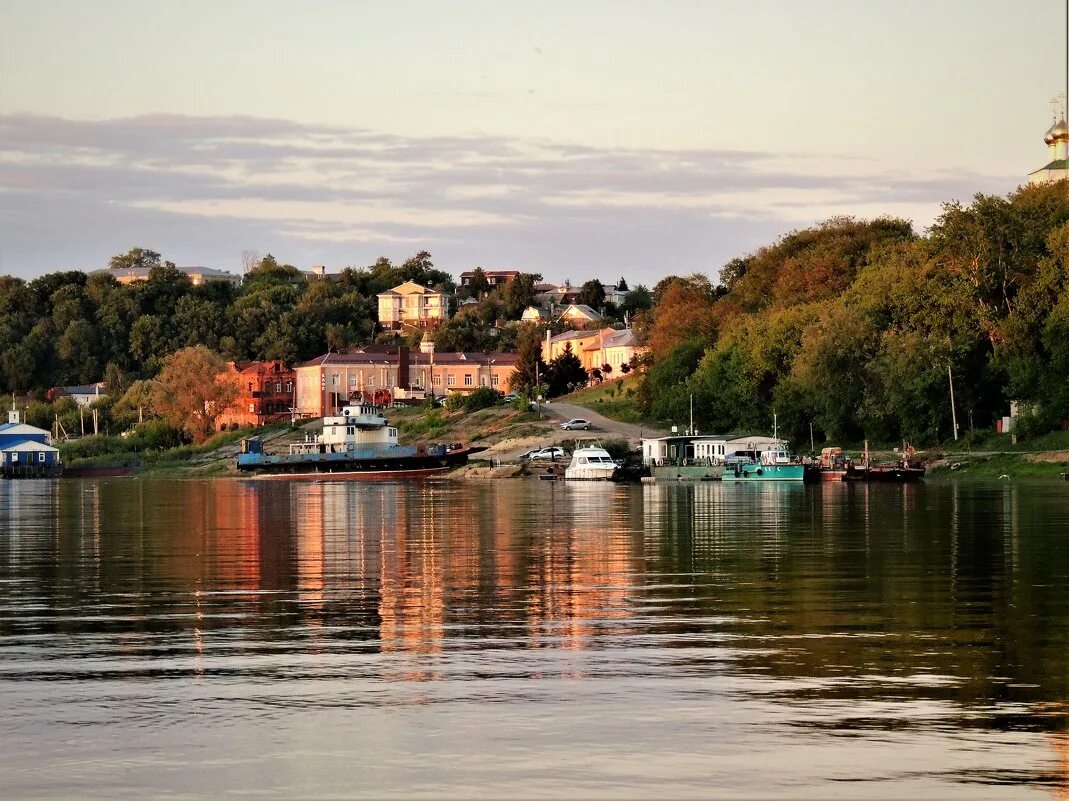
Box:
[531,446,566,460]
[560,418,592,431]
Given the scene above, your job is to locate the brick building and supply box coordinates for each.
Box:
[216,360,296,429]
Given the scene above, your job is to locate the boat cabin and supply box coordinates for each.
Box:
[642,435,729,467]
[289,403,399,455]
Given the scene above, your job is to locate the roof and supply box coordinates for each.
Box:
[1029,159,1069,174]
[559,304,601,320]
[460,269,520,277]
[0,422,52,437]
[580,328,637,351]
[55,383,106,396]
[548,328,606,344]
[0,439,59,453]
[102,265,240,281]
[299,350,519,368]
[377,281,440,297]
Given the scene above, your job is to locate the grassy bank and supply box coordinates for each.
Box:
[60,423,293,475]
[561,376,656,426]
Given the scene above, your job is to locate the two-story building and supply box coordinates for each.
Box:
[377,281,449,329]
[544,327,645,374]
[459,269,520,288]
[294,346,518,417]
[216,360,296,429]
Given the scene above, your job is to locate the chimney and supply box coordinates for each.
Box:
[397,346,410,389]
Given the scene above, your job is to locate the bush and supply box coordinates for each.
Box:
[444,393,467,411]
[463,386,500,412]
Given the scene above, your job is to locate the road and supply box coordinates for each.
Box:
[539,401,667,443]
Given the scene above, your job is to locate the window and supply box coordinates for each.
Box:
[275,382,282,393]
[480,376,487,387]
[464,374,473,386]
[285,381,293,393]
[433,375,442,386]
[249,403,255,413]
[347,426,355,435]
[39,452,46,463]
[447,374,455,386]
[491,375,499,387]
[368,376,375,387]
[248,382,253,391]
[10,453,17,464]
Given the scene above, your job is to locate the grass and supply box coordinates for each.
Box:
[927,453,1069,480]
[561,376,656,426]
[61,423,292,471]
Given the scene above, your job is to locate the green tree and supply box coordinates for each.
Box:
[576,279,605,310]
[545,342,587,397]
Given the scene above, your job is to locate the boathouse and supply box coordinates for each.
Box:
[0,410,61,478]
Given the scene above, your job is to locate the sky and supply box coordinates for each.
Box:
[0,0,1065,285]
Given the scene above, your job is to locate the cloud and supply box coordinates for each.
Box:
[0,113,1018,282]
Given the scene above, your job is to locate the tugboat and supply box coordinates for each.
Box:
[725,442,818,482]
[237,403,482,479]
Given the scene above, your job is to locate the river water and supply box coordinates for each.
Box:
[0,478,1066,799]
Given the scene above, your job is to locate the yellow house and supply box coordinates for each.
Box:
[377,281,449,329]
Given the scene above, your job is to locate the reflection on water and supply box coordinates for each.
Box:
[0,478,1066,798]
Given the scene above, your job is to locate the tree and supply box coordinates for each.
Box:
[151,346,239,443]
[546,342,587,396]
[577,279,605,310]
[621,284,652,317]
[617,277,629,292]
[109,247,162,271]
[466,267,491,297]
[510,322,546,392]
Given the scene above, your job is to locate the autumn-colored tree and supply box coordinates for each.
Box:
[151,347,239,442]
[641,274,718,360]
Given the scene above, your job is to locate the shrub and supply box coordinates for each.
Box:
[463,386,500,412]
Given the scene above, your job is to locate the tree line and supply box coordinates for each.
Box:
[634,181,1069,445]
[0,249,456,395]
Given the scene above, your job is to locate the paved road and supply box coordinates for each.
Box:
[540,401,667,442]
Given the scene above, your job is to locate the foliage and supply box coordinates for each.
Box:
[576,279,605,310]
[637,183,1069,446]
[151,346,239,443]
[510,322,546,392]
[545,342,588,397]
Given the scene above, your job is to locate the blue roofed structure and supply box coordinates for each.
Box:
[0,410,62,478]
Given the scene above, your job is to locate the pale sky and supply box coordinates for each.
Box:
[0,0,1065,284]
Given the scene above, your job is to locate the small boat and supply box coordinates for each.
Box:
[236,403,482,479]
[564,445,619,481]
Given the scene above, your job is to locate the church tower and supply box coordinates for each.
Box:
[1029,97,1068,185]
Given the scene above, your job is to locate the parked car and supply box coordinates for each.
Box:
[519,447,542,460]
[531,446,566,460]
[560,418,592,431]
[502,393,519,403]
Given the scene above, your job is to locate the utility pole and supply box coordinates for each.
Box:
[535,361,541,419]
[689,393,694,435]
[948,365,959,441]
[809,421,815,453]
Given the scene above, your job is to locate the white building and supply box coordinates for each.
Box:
[1028,108,1068,185]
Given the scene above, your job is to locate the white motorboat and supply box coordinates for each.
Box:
[564,445,619,481]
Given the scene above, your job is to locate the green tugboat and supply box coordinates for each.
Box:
[725,442,816,482]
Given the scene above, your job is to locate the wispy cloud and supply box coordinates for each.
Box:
[0,113,1015,281]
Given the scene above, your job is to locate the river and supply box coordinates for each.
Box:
[0,478,1066,798]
